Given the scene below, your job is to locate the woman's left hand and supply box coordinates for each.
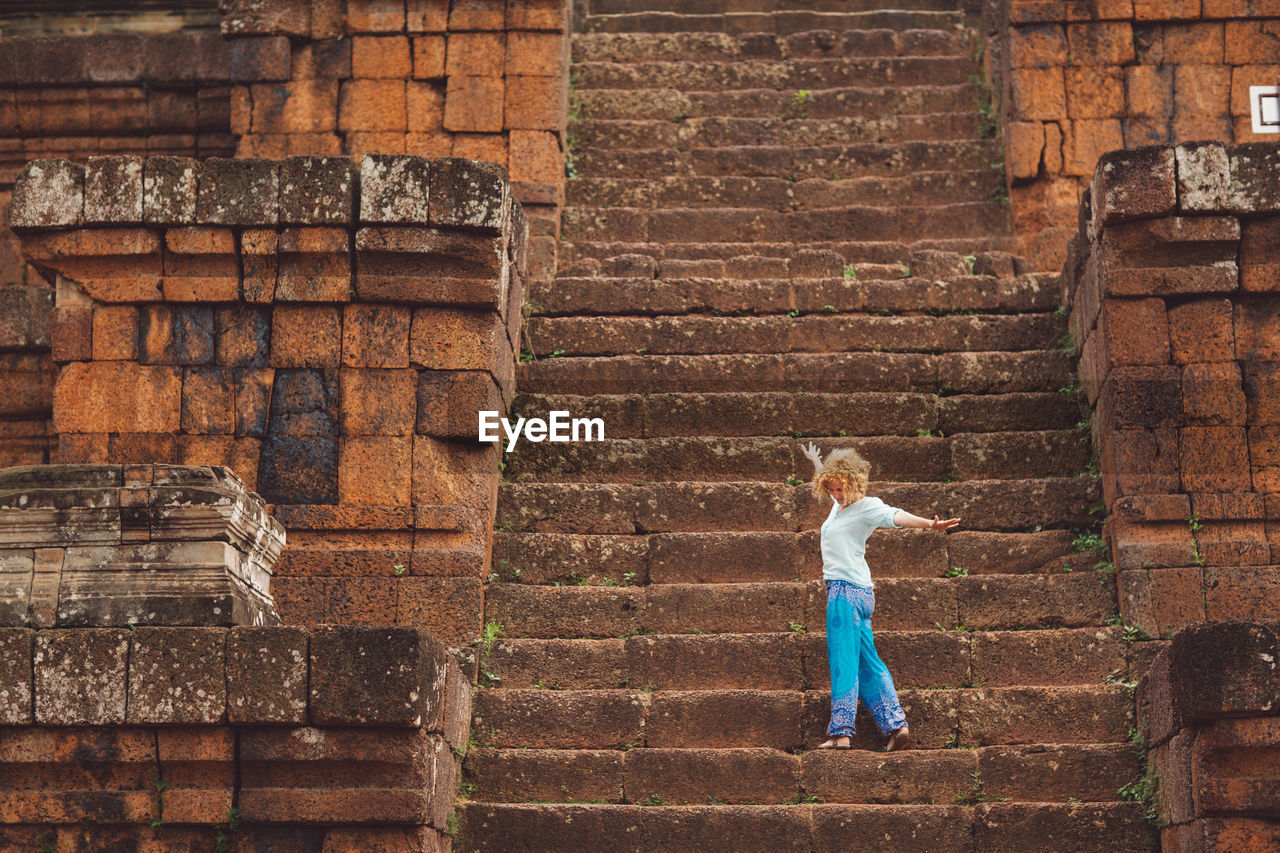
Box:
[930,516,961,531]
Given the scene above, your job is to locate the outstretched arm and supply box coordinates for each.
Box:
[800,441,824,478]
[893,510,961,531]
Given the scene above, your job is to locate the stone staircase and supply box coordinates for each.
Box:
[456,1,1158,850]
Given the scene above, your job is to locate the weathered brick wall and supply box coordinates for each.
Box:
[1137,620,1280,851]
[221,0,570,285]
[0,624,470,852]
[0,31,251,279]
[1064,142,1280,639]
[9,153,527,652]
[992,0,1280,270]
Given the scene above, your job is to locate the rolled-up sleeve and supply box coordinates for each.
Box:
[865,497,901,528]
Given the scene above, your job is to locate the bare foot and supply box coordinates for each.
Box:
[817,736,853,749]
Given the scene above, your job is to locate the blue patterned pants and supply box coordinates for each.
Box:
[825,580,907,738]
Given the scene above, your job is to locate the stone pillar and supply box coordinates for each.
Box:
[220,0,569,285]
[9,153,527,649]
[1138,620,1280,851]
[1065,142,1280,639]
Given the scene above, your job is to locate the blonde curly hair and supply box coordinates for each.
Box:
[810,447,871,502]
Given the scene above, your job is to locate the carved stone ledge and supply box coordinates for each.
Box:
[0,464,285,628]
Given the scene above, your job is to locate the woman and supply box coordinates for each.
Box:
[801,442,961,751]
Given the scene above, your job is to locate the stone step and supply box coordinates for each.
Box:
[565,171,1001,211]
[574,83,981,121]
[573,57,976,92]
[469,684,1133,750]
[556,237,1020,274]
[501,432,1089,483]
[573,28,974,64]
[484,628,1129,691]
[466,743,1141,806]
[526,312,1060,357]
[492,529,1103,585]
[587,0,960,18]
[572,140,1000,180]
[482,575,1117,638]
[560,202,1012,246]
[516,351,1076,395]
[510,391,1080,437]
[533,273,1057,317]
[569,112,985,151]
[457,801,1155,853]
[581,8,967,36]
[495,477,1100,535]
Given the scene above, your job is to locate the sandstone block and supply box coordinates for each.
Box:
[181,367,236,434]
[1227,143,1280,213]
[451,0,505,29]
[51,304,92,363]
[360,154,431,223]
[338,368,417,435]
[250,79,338,134]
[83,155,143,223]
[444,75,504,132]
[447,31,504,78]
[347,0,406,31]
[271,304,341,367]
[1125,65,1173,119]
[1241,218,1280,293]
[406,80,445,132]
[91,305,139,361]
[1167,298,1234,364]
[1010,68,1065,121]
[266,368,338,436]
[1100,298,1169,368]
[1065,67,1124,119]
[139,304,215,365]
[280,155,356,224]
[504,74,565,131]
[352,34,412,78]
[162,225,239,301]
[126,626,227,723]
[196,157,279,225]
[410,307,504,370]
[0,628,33,723]
[339,435,412,505]
[54,361,182,434]
[429,157,508,231]
[215,304,271,367]
[413,35,446,78]
[407,0,449,31]
[339,79,406,132]
[342,303,411,368]
[143,156,198,224]
[310,625,448,726]
[1233,299,1280,361]
[1092,147,1175,228]
[1181,426,1251,492]
[9,159,83,229]
[235,366,275,435]
[277,226,351,302]
[416,370,501,438]
[242,228,278,302]
[228,34,293,79]
[507,0,570,30]
[33,629,129,724]
[1181,362,1246,427]
[411,434,497,506]
[227,625,309,724]
[258,435,339,505]
[355,226,506,306]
